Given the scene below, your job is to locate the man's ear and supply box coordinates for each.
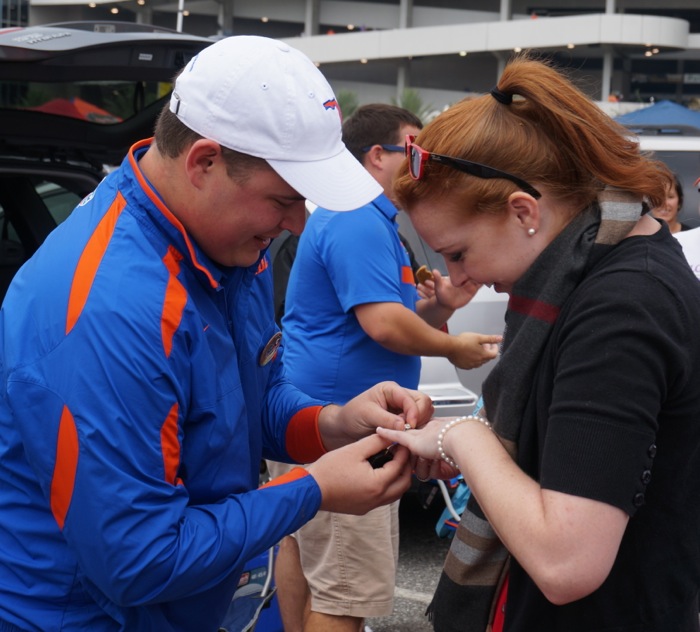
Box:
[508,191,540,234]
[363,144,385,170]
[185,139,222,187]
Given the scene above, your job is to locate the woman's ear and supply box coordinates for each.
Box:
[508,191,540,235]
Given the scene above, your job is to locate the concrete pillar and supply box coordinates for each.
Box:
[304,0,320,37]
[676,58,684,102]
[218,0,233,37]
[399,0,412,28]
[176,0,184,32]
[493,52,507,82]
[397,0,413,102]
[500,0,511,21]
[135,6,153,25]
[601,48,613,102]
[397,61,408,103]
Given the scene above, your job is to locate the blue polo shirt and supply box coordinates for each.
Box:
[282,194,421,403]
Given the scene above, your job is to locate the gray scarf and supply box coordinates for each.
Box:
[427,188,644,631]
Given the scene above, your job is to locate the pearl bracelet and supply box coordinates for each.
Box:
[437,415,492,470]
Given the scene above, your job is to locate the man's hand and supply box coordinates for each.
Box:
[318,381,434,451]
[447,332,501,370]
[307,434,413,514]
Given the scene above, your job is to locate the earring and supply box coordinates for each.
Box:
[527,228,536,236]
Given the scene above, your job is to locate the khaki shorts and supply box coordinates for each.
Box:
[266,460,400,618]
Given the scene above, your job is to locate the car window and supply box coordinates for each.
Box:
[0,170,99,248]
[0,78,173,124]
[0,174,93,302]
[34,181,83,225]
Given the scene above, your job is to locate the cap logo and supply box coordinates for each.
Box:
[323,99,338,110]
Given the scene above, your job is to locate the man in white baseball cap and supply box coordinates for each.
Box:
[169,35,381,212]
[0,35,431,631]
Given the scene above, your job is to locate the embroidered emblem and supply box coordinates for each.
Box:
[259,332,282,366]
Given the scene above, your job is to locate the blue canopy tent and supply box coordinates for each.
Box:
[614,100,700,131]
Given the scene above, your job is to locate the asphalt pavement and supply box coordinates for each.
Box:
[365,483,454,632]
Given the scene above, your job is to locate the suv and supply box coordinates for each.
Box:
[0,21,212,300]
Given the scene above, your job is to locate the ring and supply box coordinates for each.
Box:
[415,473,431,483]
[403,423,412,431]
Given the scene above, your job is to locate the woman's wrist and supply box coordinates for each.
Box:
[437,415,492,470]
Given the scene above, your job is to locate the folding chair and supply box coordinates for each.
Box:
[218,546,283,632]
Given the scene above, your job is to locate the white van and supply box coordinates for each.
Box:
[401,127,700,405]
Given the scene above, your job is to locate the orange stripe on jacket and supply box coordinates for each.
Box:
[128,138,218,290]
[285,406,326,464]
[50,406,79,531]
[161,402,183,487]
[261,466,308,488]
[66,193,126,335]
[401,265,415,285]
[161,246,188,359]
[256,257,268,275]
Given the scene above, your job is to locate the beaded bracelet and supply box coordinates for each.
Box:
[437,415,492,470]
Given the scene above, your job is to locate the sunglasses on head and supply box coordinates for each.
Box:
[404,135,542,199]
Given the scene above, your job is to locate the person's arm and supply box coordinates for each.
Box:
[265,380,432,514]
[275,380,434,463]
[378,271,679,603]
[379,418,628,604]
[354,301,501,370]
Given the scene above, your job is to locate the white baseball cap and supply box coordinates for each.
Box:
[169,35,382,211]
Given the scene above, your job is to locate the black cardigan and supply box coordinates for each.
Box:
[505,226,700,631]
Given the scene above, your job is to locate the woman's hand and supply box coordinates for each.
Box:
[377,418,462,481]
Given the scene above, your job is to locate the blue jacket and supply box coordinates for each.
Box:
[0,140,323,631]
